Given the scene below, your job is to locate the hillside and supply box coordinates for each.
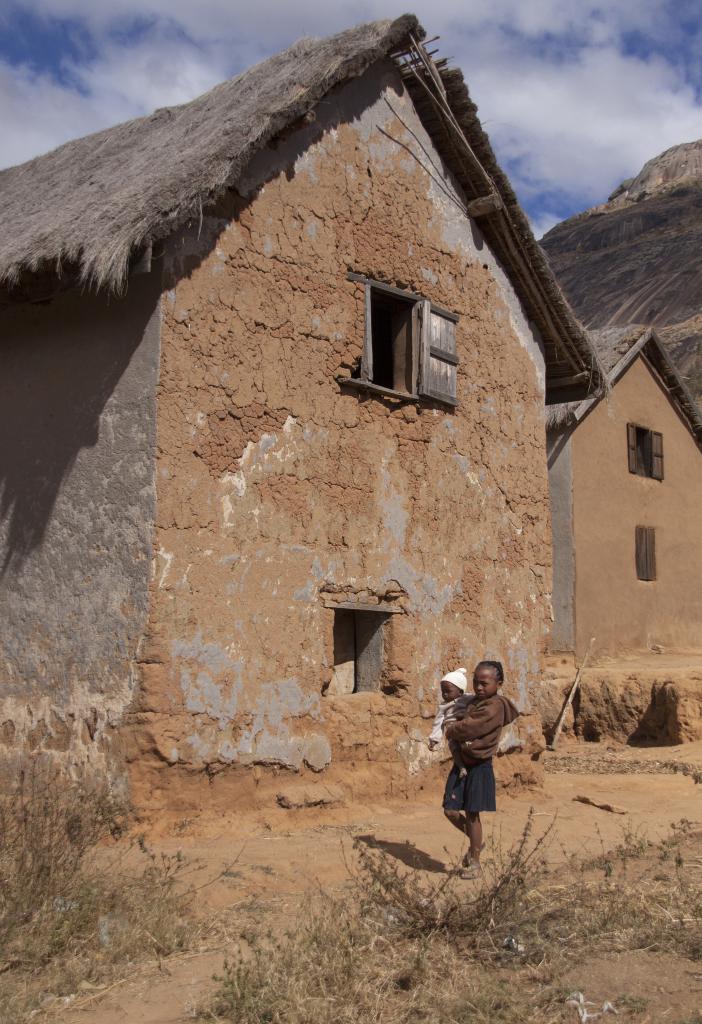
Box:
[541,140,702,400]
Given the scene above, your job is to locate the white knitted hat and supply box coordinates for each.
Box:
[440,667,468,692]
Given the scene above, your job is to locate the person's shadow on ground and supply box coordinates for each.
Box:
[354,834,446,873]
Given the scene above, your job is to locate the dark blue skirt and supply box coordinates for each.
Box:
[443,760,496,813]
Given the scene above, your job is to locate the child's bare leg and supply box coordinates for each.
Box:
[467,812,483,864]
[443,809,467,835]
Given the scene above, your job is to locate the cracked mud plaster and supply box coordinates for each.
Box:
[124,61,552,812]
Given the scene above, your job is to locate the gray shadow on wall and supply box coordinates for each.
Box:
[0,276,156,574]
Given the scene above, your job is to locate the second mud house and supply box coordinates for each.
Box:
[0,17,601,809]
[548,325,702,658]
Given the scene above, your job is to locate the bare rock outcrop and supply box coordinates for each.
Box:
[541,140,702,400]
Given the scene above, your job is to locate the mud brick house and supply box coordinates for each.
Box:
[0,16,602,810]
[548,325,702,658]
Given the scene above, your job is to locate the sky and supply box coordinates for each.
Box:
[2,1,702,238]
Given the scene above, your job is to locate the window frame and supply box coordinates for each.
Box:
[627,423,664,480]
[363,283,418,396]
[327,603,397,695]
[346,273,459,407]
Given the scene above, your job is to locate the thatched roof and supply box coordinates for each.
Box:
[1,14,602,399]
[0,16,417,293]
[583,325,650,375]
[546,325,702,446]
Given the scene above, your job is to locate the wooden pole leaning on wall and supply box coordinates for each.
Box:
[547,636,596,752]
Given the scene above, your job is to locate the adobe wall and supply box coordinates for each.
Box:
[122,61,551,812]
[572,356,702,656]
[0,274,161,784]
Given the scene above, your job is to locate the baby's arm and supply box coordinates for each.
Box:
[428,705,445,749]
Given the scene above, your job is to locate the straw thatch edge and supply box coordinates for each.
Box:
[0,16,421,293]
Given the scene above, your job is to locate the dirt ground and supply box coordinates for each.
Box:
[50,738,702,1024]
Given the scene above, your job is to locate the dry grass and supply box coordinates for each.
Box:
[208,811,702,1024]
[0,764,195,1024]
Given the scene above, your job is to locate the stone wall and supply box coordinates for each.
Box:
[119,61,552,812]
[0,273,161,784]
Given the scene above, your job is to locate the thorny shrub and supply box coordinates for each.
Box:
[354,809,554,941]
[0,763,195,1024]
[209,810,702,1024]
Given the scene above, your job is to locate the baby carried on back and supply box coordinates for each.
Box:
[427,667,474,775]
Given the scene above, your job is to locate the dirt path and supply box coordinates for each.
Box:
[59,745,702,1024]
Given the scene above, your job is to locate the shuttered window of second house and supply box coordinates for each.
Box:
[627,423,664,479]
[419,300,459,405]
[651,431,664,479]
[635,526,656,581]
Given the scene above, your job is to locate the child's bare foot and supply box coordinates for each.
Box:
[461,846,484,867]
[459,860,483,880]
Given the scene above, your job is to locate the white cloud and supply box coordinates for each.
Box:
[0,23,232,166]
[3,0,669,46]
[72,30,229,116]
[467,38,702,207]
[0,60,106,166]
[2,0,702,222]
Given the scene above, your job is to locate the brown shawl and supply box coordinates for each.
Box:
[444,693,520,763]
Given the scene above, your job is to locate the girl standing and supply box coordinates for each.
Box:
[443,660,519,878]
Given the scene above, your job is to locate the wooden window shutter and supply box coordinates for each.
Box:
[635,526,656,580]
[418,300,458,405]
[361,283,373,381]
[627,423,638,474]
[354,612,388,693]
[646,527,657,580]
[635,526,645,578]
[651,431,664,480]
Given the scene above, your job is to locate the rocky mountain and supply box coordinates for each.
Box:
[541,140,702,401]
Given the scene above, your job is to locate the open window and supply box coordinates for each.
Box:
[365,288,416,394]
[627,424,663,479]
[351,277,458,406]
[328,607,390,694]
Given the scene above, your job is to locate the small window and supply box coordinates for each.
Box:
[627,423,663,479]
[368,289,415,393]
[328,608,389,694]
[356,279,458,405]
[635,526,656,581]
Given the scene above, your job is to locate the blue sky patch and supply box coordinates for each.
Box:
[2,2,702,236]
